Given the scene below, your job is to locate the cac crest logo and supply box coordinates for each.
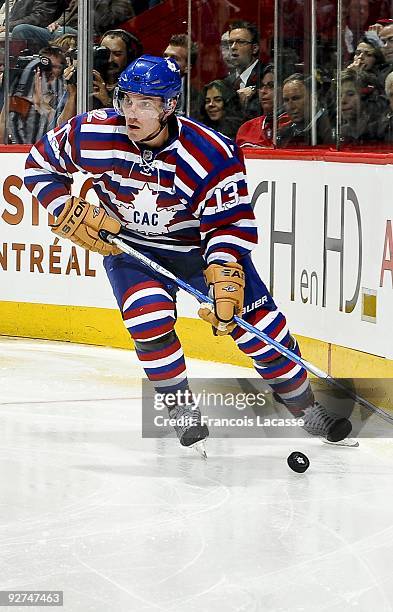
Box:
[120,184,180,236]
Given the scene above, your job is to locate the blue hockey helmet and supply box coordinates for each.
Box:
[114,54,181,115]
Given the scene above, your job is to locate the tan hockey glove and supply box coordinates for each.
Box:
[198,262,245,335]
[51,197,122,256]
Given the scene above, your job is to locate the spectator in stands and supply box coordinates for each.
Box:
[385,69,393,107]
[348,0,369,35]
[99,29,142,95]
[347,31,385,76]
[10,0,135,53]
[236,64,290,148]
[0,0,65,50]
[56,29,142,126]
[376,71,393,141]
[199,79,243,139]
[2,0,67,52]
[277,72,332,146]
[376,22,393,86]
[338,68,386,144]
[220,30,235,77]
[51,32,77,53]
[0,0,17,36]
[223,20,265,120]
[163,33,199,117]
[344,0,370,55]
[0,44,65,143]
[94,0,135,37]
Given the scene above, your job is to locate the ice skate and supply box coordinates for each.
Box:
[168,402,209,458]
[303,401,353,443]
[321,437,359,448]
[190,440,208,459]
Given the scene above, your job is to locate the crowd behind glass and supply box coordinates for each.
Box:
[1,0,393,149]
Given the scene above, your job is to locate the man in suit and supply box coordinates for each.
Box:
[224,20,265,120]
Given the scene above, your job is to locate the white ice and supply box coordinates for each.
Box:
[0,337,393,612]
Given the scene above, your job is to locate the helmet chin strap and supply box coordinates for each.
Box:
[137,113,169,144]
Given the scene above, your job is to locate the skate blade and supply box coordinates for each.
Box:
[321,437,359,448]
[190,440,208,459]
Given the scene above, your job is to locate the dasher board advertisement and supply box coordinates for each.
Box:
[0,153,392,358]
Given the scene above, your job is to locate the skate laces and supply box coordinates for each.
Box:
[168,402,201,423]
[303,401,337,435]
[168,403,202,440]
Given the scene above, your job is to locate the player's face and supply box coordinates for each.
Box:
[163,44,187,76]
[353,42,376,70]
[122,93,165,141]
[204,86,224,121]
[258,71,274,114]
[341,80,360,120]
[228,28,258,71]
[283,80,308,123]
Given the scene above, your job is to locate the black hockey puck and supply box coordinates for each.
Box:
[287,451,310,473]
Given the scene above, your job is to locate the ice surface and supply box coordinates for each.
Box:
[0,337,393,611]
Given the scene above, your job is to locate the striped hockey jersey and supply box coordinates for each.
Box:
[24,108,258,264]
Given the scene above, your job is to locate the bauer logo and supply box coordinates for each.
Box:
[242,296,268,314]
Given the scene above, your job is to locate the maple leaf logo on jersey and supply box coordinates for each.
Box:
[120,184,179,236]
[166,59,178,72]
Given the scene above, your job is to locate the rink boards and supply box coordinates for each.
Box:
[0,151,393,375]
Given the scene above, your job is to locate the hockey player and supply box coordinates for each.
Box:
[24,55,353,452]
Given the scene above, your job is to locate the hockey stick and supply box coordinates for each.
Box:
[99,230,393,427]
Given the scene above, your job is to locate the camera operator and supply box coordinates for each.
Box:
[0,45,65,143]
[56,29,142,126]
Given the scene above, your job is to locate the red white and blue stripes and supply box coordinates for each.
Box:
[234,307,311,413]
[121,280,187,391]
[24,108,312,411]
[122,281,176,342]
[24,109,257,265]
